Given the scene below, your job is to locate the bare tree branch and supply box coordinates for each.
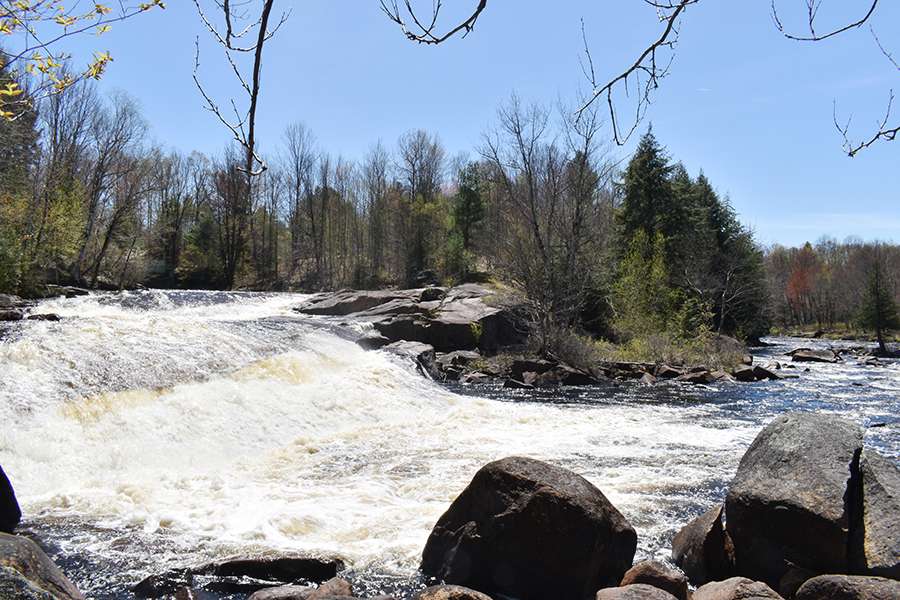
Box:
[381,0,487,44]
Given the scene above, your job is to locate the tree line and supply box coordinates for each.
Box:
[1,66,896,349]
[765,240,900,334]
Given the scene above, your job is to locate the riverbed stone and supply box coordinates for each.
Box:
[671,505,735,585]
[693,577,783,600]
[0,533,85,600]
[788,348,839,363]
[795,574,900,600]
[0,466,21,534]
[596,584,678,599]
[619,560,688,600]
[421,456,637,600]
[724,412,864,587]
[382,341,438,378]
[851,449,900,578]
[413,585,492,600]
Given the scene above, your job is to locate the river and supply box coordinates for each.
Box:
[1,290,897,599]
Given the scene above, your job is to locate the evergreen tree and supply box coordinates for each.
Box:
[858,252,900,355]
[619,129,674,248]
[452,162,484,252]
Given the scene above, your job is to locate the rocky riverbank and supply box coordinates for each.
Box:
[2,413,898,599]
[293,285,893,389]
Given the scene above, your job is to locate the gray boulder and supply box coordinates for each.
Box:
[421,456,637,600]
[852,449,900,579]
[596,584,678,599]
[0,533,84,600]
[693,577,783,600]
[795,574,900,600]
[725,413,863,586]
[1,465,20,533]
[671,505,734,585]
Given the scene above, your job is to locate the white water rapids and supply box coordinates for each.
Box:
[0,290,896,597]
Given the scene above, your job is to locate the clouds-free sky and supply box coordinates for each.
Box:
[56,1,899,246]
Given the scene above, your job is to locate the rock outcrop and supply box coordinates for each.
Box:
[724,412,863,586]
[421,456,637,600]
[0,466,21,534]
[0,533,84,600]
[296,284,525,354]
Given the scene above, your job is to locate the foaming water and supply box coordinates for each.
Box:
[1,291,897,598]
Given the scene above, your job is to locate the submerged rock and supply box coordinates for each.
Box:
[421,456,637,600]
[596,584,678,599]
[0,533,84,600]
[725,412,863,586]
[671,505,734,585]
[852,449,900,579]
[795,574,900,600]
[692,577,783,600]
[619,560,688,600]
[0,466,21,534]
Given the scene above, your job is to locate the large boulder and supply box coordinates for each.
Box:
[693,577,783,600]
[413,585,492,600]
[851,450,900,579]
[724,413,864,586]
[1,466,21,533]
[0,533,84,600]
[421,457,637,600]
[671,505,735,585]
[596,584,678,599]
[795,574,900,600]
[619,561,688,600]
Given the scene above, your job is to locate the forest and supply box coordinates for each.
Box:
[1,70,898,354]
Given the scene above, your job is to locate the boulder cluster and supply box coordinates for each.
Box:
[2,409,897,600]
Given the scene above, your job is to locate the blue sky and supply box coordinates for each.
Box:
[60,1,899,246]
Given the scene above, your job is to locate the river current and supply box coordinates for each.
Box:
[0,290,897,598]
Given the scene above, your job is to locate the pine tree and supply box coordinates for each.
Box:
[858,253,900,355]
[619,129,674,248]
[453,162,484,252]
